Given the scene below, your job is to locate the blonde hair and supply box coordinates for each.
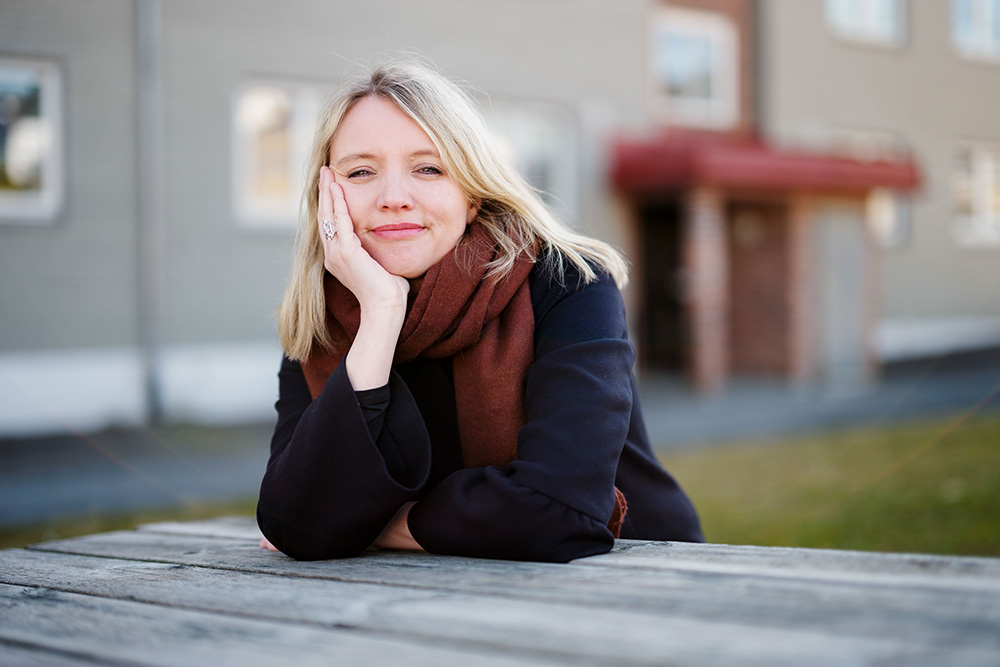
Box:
[278,59,629,361]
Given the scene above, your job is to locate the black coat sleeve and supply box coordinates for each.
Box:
[256,356,431,560]
[407,270,635,562]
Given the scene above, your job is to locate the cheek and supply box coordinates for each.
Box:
[339,187,370,232]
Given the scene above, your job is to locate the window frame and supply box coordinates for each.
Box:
[953,140,1000,247]
[824,0,908,49]
[230,78,329,232]
[951,0,1000,63]
[647,6,739,130]
[0,55,65,225]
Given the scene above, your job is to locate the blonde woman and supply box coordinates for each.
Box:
[257,60,702,562]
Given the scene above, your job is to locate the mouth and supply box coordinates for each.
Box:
[372,223,424,240]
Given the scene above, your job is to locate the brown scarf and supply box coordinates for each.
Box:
[301,222,626,537]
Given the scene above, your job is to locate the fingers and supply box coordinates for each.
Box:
[318,166,354,244]
[329,179,354,238]
[317,166,363,281]
[318,166,336,240]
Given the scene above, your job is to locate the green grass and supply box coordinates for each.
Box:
[660,411,1000,557]
[4,413,997,558]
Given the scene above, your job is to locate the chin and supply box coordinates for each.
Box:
[371,249,445,281]
[396,268,426,280]
[375,258,428,280]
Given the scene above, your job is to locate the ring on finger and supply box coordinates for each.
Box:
[321,219,335,240]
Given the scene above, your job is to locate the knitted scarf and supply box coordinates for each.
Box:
[300,223,626,537]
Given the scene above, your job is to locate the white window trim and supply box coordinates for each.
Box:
[648,7,739,130]
[953,140,1000,247]
[825,0,908,48]
[951,0,1000,63]
[231,79,328,232]
[0,56,64,225]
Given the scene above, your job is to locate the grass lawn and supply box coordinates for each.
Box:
[660,411,1000,557]
[3,412,997,558]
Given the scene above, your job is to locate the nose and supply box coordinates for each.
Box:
[377,171,413,211]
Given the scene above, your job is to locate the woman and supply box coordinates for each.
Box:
[257,60,702,563]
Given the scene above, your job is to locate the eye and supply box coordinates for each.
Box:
[346,168,373,179]
[416,165,443,176]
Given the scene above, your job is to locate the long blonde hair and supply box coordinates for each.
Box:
[278,59,628,361]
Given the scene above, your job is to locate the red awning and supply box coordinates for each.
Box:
[611,134,920,195]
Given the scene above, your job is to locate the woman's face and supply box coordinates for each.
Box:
[328,96,476,279]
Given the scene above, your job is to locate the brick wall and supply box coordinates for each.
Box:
[727,202,790,376]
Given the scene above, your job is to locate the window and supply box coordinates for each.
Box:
[952,0,1000,61]
[825,0,907,47]
[648,7,738,129]
[0,57,64,224]
[954,142,1000,246]
[487,100,579,224]
[232,81,327,230]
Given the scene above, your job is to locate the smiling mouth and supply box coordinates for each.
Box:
[372,223,424,240]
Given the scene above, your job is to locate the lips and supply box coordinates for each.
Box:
[372,223,424,240]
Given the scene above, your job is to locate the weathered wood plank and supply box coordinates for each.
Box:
[138,516,262,541]
[0,583,572,667]
[588,539,1000,581]
[30,529,1000,599]
[10,519,1000,666]
[0,549,436,627]
[0,644,95,667]
[19,533,1000,656]
[139,516,1000,584]
[2,550,994,667]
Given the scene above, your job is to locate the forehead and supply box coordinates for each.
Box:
[330,96,437,158]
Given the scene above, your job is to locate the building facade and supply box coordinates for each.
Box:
[1,0,997,436]
[615,0,919,392]
[759,0,1000,362]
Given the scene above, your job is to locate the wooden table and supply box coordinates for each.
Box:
[2,517,999,666]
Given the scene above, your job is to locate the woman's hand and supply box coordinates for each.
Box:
[318,166,409,390]
[318,166,409,312]
[259,503,423,554]
[371,502,424,552]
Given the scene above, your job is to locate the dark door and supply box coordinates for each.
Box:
[640,200,686,372]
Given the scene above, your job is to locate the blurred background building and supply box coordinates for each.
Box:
[1,0,998,437]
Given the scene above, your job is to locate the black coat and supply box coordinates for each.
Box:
[257,262,703,562]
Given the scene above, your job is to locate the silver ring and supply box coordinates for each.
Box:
[321,219,335,240]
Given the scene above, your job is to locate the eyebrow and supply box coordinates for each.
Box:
[333,149,440,167]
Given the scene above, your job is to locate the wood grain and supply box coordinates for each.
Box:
[4,516,998,666]
[0,583,570,667]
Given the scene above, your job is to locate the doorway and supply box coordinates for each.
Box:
[639,200,687,373]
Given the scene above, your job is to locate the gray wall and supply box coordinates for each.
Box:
[759,0,1000,330]
[0,0,139,351]
[157,0,651,345]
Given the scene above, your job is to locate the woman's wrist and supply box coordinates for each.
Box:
[346,303,405,390]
